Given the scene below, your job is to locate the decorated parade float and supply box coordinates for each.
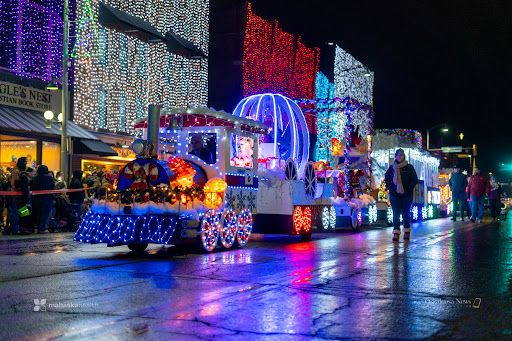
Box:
[74,92,377,252]
[75,105,267,252]
[234,93,374,235]
[371,129,441,224]
[296,96,376,229]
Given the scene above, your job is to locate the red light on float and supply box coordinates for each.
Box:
[293,206,312,234]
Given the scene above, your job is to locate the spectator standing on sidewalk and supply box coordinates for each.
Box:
[69,170,85,224]
[489,174,502,222]
[30,165,55,233]
[449,165,468,221]
[8,157,27,234]
[385,148,419,242]
[0,167,8,231]
[12,160,32,234]
[55,171,66,190]
[467,168,490,224]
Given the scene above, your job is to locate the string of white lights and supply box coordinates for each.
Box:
[334,45,374,106]
[73,0,209,134]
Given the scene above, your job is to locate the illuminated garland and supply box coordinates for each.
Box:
[368,204,378,224]
[387,206,393,224]
[74,211,180,245]
[104,184,205,206]
[411,205,419,221]
[386,204,438,224]
[421,206,428,220]
[321,206,335,229]
[428,204,434,218]
[242,2,319,100]
[74,0,209,133]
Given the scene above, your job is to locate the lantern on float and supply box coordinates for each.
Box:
[203,178,228,209]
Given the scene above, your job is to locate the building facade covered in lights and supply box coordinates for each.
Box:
[209,1,320,112]
[0,0,108,173]
[209,1,320,159]
[0,0,210,174]
[72,0,209,173]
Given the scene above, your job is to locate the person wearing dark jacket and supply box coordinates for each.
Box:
[449,165,468,221]
[69,170,85,221]
[385,148,418,242]
[16,163,32,234]
[30,165,55,233]
[9,157,27,234]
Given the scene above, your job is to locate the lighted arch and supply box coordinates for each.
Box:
[233,93,310,176]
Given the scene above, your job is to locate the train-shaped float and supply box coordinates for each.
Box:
[74,93,375,252]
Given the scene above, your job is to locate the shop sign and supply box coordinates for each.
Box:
[0,81,61,113]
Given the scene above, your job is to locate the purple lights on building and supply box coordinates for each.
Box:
[0,0,75,83]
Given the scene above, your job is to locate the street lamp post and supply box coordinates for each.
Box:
[426,124,449,150]
[60,0,70,182]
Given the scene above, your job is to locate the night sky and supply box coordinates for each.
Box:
[250,0,512,179]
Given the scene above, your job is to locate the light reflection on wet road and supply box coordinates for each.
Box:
[0,216,511,339]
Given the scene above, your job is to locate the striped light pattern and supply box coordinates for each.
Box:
[242,2,319,100]
[73,0,209,133]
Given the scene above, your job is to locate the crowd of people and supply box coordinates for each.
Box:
[0,157,118,235]
[450,166,503,223]
[386,148,504,242]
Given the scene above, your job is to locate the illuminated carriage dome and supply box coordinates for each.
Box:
[233,93,310,176]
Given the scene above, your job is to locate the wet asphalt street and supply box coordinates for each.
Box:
[0,215,511,340]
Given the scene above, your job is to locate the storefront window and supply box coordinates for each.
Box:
[42,142,60,172]
[0,141,37,169]
[82,160,126,174]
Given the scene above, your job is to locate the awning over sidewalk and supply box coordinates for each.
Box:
[99,2,165,43]
[74,139,117,157]
[0,106,98,140]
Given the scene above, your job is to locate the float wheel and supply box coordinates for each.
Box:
[285,158,298,180]
[197,210,220,252]
[329,206,337,229]
[219,208,238,249]
[303,162,317,198]
[320,206,330,230]
[235,209,253,248]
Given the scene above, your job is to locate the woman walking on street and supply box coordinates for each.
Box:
[385,148,419,242]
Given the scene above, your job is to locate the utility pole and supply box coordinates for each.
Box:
[61,0,70,182]
[472,144,477,171]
